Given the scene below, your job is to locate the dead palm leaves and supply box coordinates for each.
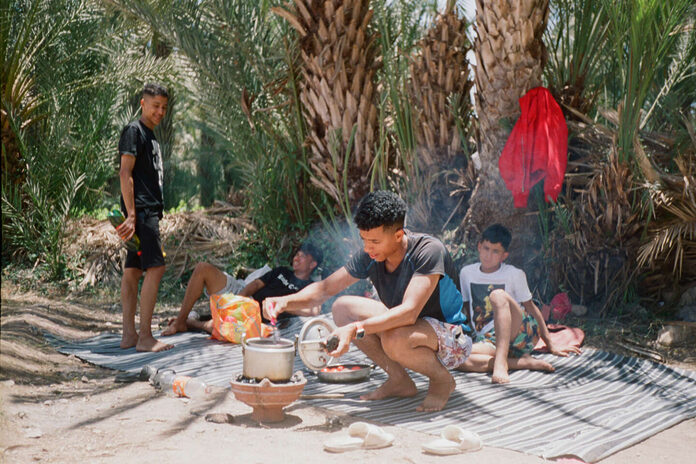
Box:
[638,155,696,288]
[65,202,251,289]
[545,113,696,314]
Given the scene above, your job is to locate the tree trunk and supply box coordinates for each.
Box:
[463,0,549,266]
[272,0,381,207]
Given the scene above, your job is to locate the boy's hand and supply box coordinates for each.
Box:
[116,216,135,241]
[263,297,285,321]
[548,342,582,357]
[326,324,355,358]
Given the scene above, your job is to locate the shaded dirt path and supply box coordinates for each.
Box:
[1,288,694,463]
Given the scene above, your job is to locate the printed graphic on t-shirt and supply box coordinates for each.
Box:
[277,272,300,291]
[151,139,163,191]
[471,283,505,332]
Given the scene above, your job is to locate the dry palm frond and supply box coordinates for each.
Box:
[545,111,695,313]
[407,2,473,167]
[544,120,644,313]
[637,154,696,286]
[272,0,381,206]
[64,202,252,289]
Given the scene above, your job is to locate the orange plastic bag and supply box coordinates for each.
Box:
[209,293,272,343]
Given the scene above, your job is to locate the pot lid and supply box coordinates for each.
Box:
[297,317,337,371]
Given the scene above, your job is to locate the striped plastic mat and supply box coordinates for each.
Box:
[46,316,696,462]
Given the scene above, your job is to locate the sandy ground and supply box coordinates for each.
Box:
[1,288,695,464]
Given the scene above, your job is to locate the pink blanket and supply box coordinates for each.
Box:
[534,324,585,352]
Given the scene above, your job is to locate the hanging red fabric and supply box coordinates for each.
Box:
[498,87,568,208]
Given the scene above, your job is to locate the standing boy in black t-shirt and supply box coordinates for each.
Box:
[161,243,323,336]
[265,191,472,412]
[116,83,171,352]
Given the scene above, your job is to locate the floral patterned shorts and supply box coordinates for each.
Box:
[476,313,540,358]
[423,317,473,369]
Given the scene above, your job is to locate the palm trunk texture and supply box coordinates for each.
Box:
[273,0,381,206]
[407,4,473,167]
[463,0,549,261]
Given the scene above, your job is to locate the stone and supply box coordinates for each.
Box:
[571,304,588,317]
[24,428,43,439]
[657,322,696,347]
[679,286,696,306]
[205,413,235,424]
[677,305,696,322]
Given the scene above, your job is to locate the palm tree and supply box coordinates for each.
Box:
[462,0,550,258]
[407,0,473,167]
[404,1,475,232]
[272,0,381,206]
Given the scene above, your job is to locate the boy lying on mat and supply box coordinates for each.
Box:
[162,243,323,336]
[457,224,582,383]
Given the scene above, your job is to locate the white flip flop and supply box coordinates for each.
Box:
[324,422,395,452]
[422,425,482,455]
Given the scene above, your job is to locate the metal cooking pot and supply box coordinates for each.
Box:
[241,336,296,382]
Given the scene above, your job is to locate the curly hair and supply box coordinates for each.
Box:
[481,223,512,250]
[353,190,407,231]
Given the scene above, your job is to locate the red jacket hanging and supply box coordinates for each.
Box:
[498,87,568,208]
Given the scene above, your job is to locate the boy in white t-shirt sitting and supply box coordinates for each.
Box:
[457,224,581,383]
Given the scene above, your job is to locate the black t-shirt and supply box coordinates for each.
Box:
[345,231,469,329]
[253,267,314,319]
[118,120,164,214]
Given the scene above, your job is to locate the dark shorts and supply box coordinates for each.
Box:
[124,209,165,270]
[476,313,540,357]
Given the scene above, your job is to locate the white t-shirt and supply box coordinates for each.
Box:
[459,262,533,336]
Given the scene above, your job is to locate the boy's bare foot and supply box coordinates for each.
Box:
[517,354,555,372]
[360,376,418,401]
[416,374,456,412]
[161,318,187,336]
[136,336,173,352]
[120,333,138,349]
[186,319,213,333]
[492,358,510,384]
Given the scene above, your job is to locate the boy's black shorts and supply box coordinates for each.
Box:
[124,209,165,270]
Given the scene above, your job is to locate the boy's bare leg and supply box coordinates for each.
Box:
[332,296,418,401]
[162,262,227,335]
[457,348,554,374]
[135,265,172,352]
[186,318,213,333]
[120,267,143,348]
[381,320,456,412]
[489,289,524,384]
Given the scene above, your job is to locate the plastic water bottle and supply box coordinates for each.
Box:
[152,368,176,390]
[139,364,158,381]
[107,208,141,252]
[172,376,211,399]
[153,369,211,398]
